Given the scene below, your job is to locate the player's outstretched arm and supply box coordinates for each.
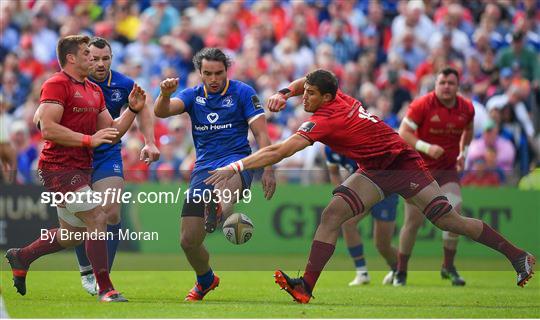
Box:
[137,100,160,164]
[204,134,311,186]
[249,115,276,200]
[154,78,185,118]
[38,103,118,147]
[267,77,306,112]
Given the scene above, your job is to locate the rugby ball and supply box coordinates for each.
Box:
[222,213,254,245]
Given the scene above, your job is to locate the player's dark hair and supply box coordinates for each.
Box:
[88,37,112,53]
[437,67,460,82]
[192,48,231,71]
[305,69,338,99]
[56,35,90,67]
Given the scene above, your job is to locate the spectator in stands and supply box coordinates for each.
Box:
[497,31,539,86]
[391,0,435,51]
[10,121,37,184]
[467,119,516,173]
[184,0,216,37]
[141,0,180,38]
[390,28,426,72]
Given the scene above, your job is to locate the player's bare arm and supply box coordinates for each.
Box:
[38,102,118,147]
[267,77,307,112]
[154,78,186,117]
[205,134,311,186]
[456,121,474,172]
[399,119,444,159]
[97,83,146,142]
[249,115,276,200]
[137,102,160,164]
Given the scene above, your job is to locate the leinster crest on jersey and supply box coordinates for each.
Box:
[111,89,122,102]
[222,96,234,108]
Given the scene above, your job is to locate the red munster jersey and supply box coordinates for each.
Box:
[296,90,413,172]
[38,71,106,170]
[406,91,474,171]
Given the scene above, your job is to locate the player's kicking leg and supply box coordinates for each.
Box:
[342,215,370,286]
[75,176,124,295]
[6,186,127,302]
[180,173,245,301]
[409,181,535,287]
[274,173,383,303]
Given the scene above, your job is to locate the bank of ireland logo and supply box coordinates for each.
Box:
[111,89,122,102]
[207,113,219,123]
[222,96,233,108]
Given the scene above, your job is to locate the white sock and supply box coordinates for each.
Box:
[79,264,93,274]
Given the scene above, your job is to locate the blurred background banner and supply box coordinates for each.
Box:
[131,183,540,256]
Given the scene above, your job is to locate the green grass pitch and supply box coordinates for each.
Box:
[1,253,539,318]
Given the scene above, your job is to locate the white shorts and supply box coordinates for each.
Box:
[56,186,99,227]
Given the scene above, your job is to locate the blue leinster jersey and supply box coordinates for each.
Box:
[89,70,134,153]
[325,146,358,174]
[175,80,264,173]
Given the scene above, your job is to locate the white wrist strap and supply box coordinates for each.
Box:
[460,145,469,158]
[415,140,432,154]
[229,160,244,173]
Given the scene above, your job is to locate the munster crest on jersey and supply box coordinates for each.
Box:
[111,89,122,102]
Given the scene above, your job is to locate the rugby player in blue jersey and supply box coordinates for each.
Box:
[154,48,276,301]
[75,37,161,295]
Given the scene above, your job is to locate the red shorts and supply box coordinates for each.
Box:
[37,165,91,194]
[359,148,434,199]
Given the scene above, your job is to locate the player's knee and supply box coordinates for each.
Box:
[320,207,349,231]
[105,207,121,225]
[374,237,390,253]
[332,185,365,216]
[85,208,107,230]
[180,232,204,251]
[341,218,357,231]
[422,196,453,224]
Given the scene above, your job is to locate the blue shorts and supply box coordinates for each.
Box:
[181,155,254,218]
[370,193,398,221]
[92,149,123,184]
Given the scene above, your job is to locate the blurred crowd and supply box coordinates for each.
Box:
[0,0,539,188]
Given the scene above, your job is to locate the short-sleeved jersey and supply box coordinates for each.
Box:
[296,90,412,172]
[38,71,106,170]
[175,79,264,172]
[325,146,358,174]
[89,70,134,154]
[406,91,475,170]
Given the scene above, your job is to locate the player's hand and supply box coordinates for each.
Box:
[456,153,466,172]
[267,93,287,112]
[128,83,147,112]
[91,128,119,147]
[205,166,236,186]
[427,144,444,159]
[140,143,160,165]
[261,167,276,200]
[160,78,179,97]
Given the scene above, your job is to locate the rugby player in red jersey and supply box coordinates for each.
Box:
[206,69,535,303]
[395,67,473,286]
[5,35,146,302]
